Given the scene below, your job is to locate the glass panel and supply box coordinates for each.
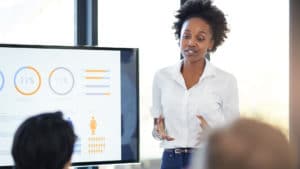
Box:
[213,0,289,135]
[99,0,180,159]
[0,0,74,45]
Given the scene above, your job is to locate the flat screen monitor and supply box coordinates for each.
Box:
[0,44,139,168]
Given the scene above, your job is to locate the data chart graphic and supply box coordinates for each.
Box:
[84,69,111,96]
[14,66,41,96]
[88,116,106,155]
[88,136,106,154]
[49,67,74,95]
[0,71,4,92]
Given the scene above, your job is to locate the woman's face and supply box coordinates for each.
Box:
[179,17,214,63]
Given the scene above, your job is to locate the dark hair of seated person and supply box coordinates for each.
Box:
[11,111,76,169]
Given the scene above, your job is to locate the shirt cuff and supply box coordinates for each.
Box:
[150,107,162,118]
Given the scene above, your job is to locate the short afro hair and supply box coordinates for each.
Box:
[12,111,76,169]
[173,0,229,52]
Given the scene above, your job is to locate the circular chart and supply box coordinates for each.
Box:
[48,67,74,95]
[0,71,4,91]
[14,66,41,96]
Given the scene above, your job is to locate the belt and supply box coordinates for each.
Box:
[165,148,195,154]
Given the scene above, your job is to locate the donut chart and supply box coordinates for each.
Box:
[14,66,41,96]
[48,67,74,95]
[0,71,4,91]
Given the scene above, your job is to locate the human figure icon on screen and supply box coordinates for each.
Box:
[90,116,97,135]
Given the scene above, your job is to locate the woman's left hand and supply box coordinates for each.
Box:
[196,115,210,129]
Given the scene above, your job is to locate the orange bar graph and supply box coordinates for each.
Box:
[85,69,108,73]
[85,76,103,80]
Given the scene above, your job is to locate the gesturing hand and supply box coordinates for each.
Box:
[155,116,175,141]
[196,115,210,129]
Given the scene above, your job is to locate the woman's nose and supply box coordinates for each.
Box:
[187,39,196,46]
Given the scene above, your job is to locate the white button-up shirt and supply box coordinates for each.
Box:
[151,59,239,148]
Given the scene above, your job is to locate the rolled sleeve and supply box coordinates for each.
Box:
[150,72,163,118]
[222,76,239,123]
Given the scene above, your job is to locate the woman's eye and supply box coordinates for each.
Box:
[197,37,205,41]
[182,35,190,39]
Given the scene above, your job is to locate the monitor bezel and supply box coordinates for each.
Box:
[0,43,140,168]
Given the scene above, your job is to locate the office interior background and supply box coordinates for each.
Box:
[1,0,299,169]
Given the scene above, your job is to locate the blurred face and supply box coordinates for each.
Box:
[180,17,214,63]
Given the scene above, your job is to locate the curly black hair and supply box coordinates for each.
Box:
[173,0,229,52]
[12,111,76,169]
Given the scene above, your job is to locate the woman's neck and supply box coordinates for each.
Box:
[182,58,205,75]
[181,58,206,89]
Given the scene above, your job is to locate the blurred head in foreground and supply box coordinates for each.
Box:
[192,118,296,169]
[12,111,76,169]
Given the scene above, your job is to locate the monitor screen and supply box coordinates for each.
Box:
[0,44,139,167]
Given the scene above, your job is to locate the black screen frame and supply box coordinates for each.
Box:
[0,44,140,168]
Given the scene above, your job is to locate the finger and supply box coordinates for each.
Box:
[202,120,208,126]
[157,121,165,130]
[196,115,204,120]
[165,135,175,141]
[158,117,164,126]
[157,127,165,136]
[196,115,208,124]
[157,117,162,124]
[157,117,165,131]
[196,115,205,125]
[200,123,207,129]
[161,133,168,140]
[196,115,205,124]
[160,132,174,141]
[157,120,163,127]
[158,115,164,121]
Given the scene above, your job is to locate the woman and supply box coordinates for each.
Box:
[151,0,239,169]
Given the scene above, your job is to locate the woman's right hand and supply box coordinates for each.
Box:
[153,116,175,141]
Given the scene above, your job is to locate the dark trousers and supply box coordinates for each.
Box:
[160,149,193,169]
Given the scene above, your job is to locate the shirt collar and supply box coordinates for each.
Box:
[173,58,217,80]
[201,58,217,79]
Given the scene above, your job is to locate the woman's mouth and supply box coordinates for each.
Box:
[185,49,197,55]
